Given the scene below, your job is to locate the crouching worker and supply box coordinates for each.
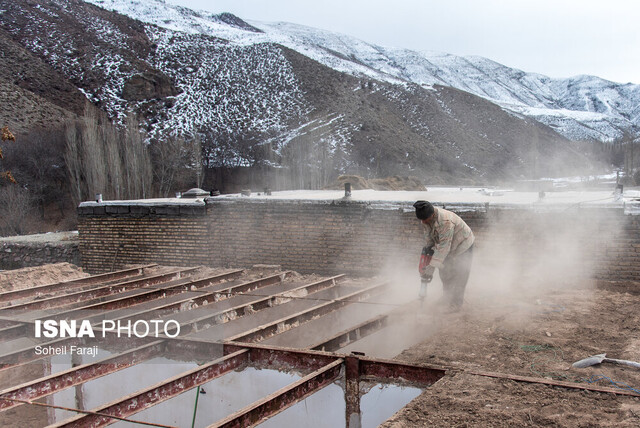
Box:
[413,200,475,311]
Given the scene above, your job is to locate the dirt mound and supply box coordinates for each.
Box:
[325,175,426,191]
[0,262,86,292]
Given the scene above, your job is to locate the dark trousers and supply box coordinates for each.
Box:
[439,245,474,308]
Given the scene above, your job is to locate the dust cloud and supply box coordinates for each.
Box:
[349,208,611,359]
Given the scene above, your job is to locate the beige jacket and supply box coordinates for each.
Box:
[422,207,474,268]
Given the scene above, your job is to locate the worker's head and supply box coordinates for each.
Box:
[413,200,435,224]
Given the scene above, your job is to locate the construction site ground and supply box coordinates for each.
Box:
[1,263,640,426]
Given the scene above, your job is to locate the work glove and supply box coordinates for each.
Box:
[420,265,435,280]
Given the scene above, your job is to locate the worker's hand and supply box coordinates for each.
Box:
[420,265,435,279]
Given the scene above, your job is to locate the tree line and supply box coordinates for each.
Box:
[0,104,346,236]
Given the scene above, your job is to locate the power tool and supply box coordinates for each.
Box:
[418,246,434,306]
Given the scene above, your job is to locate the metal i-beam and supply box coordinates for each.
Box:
[309,314,389,352]
[0,337,86,370]
[222,341,448,386]
[0,341,164,411]
[209,359,343,428]
[175,275,346,336]
[0,265,156,305]
[55,269,245,313]
[0,270,241,343]
[2,268,200,312]
[345,356,361,428]
[359,356,447,386]
[212,274,345,301]
[225,282,389,343]
[49,349,249,428]
[467,369,640,397]
[86,271,290,325]
[0,333,153,371]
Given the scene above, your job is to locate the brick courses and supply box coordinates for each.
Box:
[77,199,640,284]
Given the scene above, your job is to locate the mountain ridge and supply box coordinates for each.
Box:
[0,0,607,187]
[85,0,639,143]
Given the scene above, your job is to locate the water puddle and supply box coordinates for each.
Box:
[258,383,346,428]
[360,383,422,428]
[45,363,424,427]
[110,367,300,428]
[45,357,198,425]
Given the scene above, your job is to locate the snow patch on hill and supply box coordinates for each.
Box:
[86,0,640,142]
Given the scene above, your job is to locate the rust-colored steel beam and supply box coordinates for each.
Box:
[212,274,346,302]
[49,349,249,428]
[0,337,86,370]
[0,265,156,305]
[0,269,233,343]
[109,271,290,325]
[209,359,343,428]
[0,270,248,345]
[0,333,154,372]
[225,341,446,387]
[359,357,446,386]
[0,341,164,411]
[3,268,200,312]
[39,269,246,324]
[225,282,389,344]
[309,314,389,352]
[0,318,20,329]
[57,269,244,313]
[467,369,640,397]
[177,275,346,336]
[345,355,361,428]
[0,321,34,342]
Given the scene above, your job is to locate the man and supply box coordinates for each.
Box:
[413,200,475,310]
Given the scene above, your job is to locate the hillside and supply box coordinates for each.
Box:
[0,0,607,189]
[89,0,640,143]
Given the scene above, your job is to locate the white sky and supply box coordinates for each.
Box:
[166,0,639,84]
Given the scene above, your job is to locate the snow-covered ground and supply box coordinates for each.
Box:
[215,187,622,206]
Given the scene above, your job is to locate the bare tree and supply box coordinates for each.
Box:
[65,104,154,202]
[189,134,204,189]
[0,185,33,236]
[124,113,153,198]
[151,134,185,197]
[65,124,83,206]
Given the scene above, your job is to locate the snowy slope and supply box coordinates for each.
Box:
[87,0,640,142]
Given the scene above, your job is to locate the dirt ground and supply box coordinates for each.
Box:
[382,276,640,427]
[0,262,86,292]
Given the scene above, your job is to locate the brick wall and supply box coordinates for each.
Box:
[78,203,209,271]
[77,199,640,284]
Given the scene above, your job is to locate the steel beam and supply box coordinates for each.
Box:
[0,341,164,411]
[176,275,346,336]
[2,268,200,312]
[0,334,153,371]
[0,272,199,343]
[0,270,245,342]
[359,357,446,386]
[345,355,361,428]
[210,359,343,428]
[225,282,389,343]
[49,349,250,427]
[467,369,640,397]
[108,271,291,325]
[55,269,244,313]
[309,314,389,352]
[0,265,156,305]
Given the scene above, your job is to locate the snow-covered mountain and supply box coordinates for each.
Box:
[88,0,640,142]
[0,0,611,185]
